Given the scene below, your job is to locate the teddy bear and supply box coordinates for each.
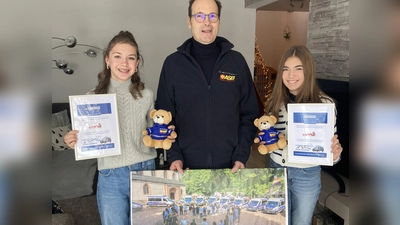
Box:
[254,115,287,155]
[142,109,177,150]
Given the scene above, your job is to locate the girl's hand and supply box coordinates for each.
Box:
[331,134,343,161]
[63,130,79,149]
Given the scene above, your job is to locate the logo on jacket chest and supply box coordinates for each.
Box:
[219,73,236,82]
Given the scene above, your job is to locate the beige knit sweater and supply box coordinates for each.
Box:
[88,78,156,170]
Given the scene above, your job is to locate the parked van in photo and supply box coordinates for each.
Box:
[246,198,268,212]
[262,198,285,214]
[196,195,207,206]
[131,201,143,212]
[183,195,193,206]
[207,196,219,206]
[233,197,249,208]
[146,195,174,207]
[219,196,229,206]
[233,198,244,207]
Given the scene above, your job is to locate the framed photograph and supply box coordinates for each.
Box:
[130,168,288,225]
[69,94,121,161]
[287,103,335,165]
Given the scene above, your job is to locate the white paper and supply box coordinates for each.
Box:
[69,94,121,160]
[287,103,335,165]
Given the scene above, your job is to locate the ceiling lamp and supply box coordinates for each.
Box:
[52,36,103,75]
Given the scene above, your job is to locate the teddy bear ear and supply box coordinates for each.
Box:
[149,109,157,118]
[253,118,259,127]
[168,111,172,122]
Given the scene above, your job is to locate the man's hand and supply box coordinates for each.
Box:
[170,160,184,174]
[231,161,245,173]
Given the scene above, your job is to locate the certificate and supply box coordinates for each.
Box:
[69,94,121,160]
[287,103,335,165]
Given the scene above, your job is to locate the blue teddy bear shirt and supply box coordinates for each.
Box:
[256,127,281,145]
[146,124,173,140]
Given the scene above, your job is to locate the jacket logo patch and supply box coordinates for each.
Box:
[219,74,236,82]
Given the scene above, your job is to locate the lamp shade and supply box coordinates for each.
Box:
[85,49,97,58]
[54,59,68,69]
[63,68,74,75]
[53,35,103,75]
[64,36,77,48]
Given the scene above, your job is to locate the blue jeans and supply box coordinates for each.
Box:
[270,159,321,225]
[0,173,9,225]
[96,159,155,225]
[374,170,400,225]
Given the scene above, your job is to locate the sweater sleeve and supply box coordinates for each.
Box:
[155,56,184,164]
[146,91,155,128]
[231,54,259,165]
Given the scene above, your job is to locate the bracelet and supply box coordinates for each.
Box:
[333,155,341,164]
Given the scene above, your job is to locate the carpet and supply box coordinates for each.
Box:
[56,195,101,225]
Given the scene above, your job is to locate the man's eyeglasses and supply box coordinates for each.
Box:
[191,13,219,23]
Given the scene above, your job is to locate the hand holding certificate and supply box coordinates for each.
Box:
[287,103,335,165]
[69,94,121,160]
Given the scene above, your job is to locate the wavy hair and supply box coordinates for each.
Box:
[93,31,144,99]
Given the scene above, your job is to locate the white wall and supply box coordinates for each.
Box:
[52,0,256,103]
[255,11,308,71]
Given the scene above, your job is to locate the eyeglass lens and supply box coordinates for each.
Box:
[194,13,218,23]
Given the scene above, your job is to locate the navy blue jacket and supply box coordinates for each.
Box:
[156,37,259,169]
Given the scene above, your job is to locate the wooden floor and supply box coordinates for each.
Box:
[246,143,269,168]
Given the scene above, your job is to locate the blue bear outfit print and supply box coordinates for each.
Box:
[146,124,173,140]
[257,127,281,145]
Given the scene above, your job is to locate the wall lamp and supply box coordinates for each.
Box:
[289,0,305,9]
[52,36,103,75]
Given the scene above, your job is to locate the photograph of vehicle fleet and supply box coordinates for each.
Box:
[130,168,288,225]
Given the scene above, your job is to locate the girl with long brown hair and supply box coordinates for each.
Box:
[265,45,343,225]
[64,31,163,224]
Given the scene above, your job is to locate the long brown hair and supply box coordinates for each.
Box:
[93,30,144,99]
[266,45,331,118]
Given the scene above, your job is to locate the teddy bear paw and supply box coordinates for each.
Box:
[143,135,153,147]
[162,140,172,150]
[258,145,270,155]
[277,139,287,149]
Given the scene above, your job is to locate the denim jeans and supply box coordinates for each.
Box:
[270,159,321,225]
[96,159,155,225]
[374,170,400,225]
[0,173,9,225]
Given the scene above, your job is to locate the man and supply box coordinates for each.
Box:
[201,217,209,225]
[156,0,259,173]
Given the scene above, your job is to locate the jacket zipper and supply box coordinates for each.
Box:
[181,47,229,168]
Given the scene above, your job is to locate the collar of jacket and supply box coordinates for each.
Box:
[177,36,234,57]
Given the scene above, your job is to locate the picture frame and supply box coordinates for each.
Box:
[130,168,288,225]
[287,103,335,165]
[69,94,121,160]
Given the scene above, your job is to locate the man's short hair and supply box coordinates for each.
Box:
[188,0,222,17]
